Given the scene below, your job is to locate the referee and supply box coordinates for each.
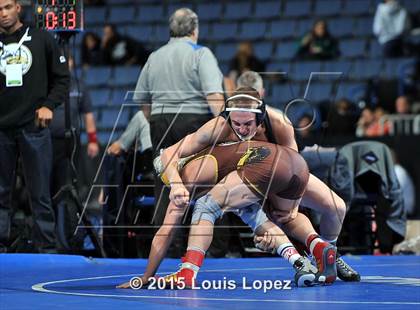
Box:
[133,8,224,228]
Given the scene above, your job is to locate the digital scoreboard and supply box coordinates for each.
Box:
[35,0,83,32]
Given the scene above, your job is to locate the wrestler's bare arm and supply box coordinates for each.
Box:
[161,117,229,206]
[116,201,186,288]
[142,201,187,280]
[266,107,298,152]
[127,119,229,283]
[162,117,229,163]
[118,154,221,288]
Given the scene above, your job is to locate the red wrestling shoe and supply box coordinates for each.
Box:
[158,265,197,289]
[158,249,204,289]
[306,234,337,284]
[313,242,337,284]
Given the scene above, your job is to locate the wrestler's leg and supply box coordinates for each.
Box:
[253,220,318,287]
[254,220,289,248]
[281,212,318,244]
[163,170,332,287]
[249,200,317,254]
[265,194,301,225]
[187,171,260,251]
[300,174,346,242]
[145,156,219,277]
[266,195,337,284]
[266,192,314,244]
[300,174,360,282]
[157,172,260,287]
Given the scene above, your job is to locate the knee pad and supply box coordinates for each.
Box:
[235,204,269,232]
[191,194,222,225]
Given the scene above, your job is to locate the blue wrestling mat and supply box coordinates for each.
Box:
[1,254,419,309]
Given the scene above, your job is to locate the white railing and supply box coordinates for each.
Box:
[378,114,420,135]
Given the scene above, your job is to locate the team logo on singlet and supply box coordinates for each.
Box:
[0,43,33,76]
[239,147,271,166]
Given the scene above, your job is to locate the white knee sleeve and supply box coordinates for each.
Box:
[191,194,223,224]
[234,204,269,231]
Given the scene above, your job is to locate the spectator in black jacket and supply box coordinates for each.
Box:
[101,24,149,66]
[228,41,265,82]
[81,32,102,68]
[326,98,358,136]
[296,19,340,60]
[0,0,70,253]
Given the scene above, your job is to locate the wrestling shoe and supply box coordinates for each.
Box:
[158,249,204,289]
[336,253,361,282]
[293,256,318,287]
[313,242,337,284]
[158,264,197,289]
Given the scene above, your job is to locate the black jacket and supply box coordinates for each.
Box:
[338,141,406,239]
[301,142,406,240]
[0,25,70,129]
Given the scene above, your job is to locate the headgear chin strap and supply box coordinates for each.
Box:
[233,129,257,141]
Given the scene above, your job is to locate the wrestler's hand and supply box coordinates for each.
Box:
[169,184,190,207]
[116,276,149,289]
[116,281,132,289]
[254,232,276,254]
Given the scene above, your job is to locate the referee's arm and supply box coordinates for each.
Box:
[206,92,224,116]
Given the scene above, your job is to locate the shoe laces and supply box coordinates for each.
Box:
[305,252,316,264]
[307,252,322,270]
[294,256,318,273]
[336,257,356,274]
[162,271,179,283]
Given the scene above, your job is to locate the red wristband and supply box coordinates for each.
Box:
[88,132,98,144]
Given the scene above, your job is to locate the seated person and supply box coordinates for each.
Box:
[108,111,152,156]
[81,32,102,68]
[102,111,153,256]
[101,24,149,66]
[296,19,339,60]
[228,42,265,82]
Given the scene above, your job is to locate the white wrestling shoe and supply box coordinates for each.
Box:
[293,256,318,287]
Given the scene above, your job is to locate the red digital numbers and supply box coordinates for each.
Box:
[44,10,77,30]
[45,11,56,30]
[68,11,76,29]
[61,12,66,28]
[39,1,81,31]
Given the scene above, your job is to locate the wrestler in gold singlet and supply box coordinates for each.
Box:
[163,140,309,201]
